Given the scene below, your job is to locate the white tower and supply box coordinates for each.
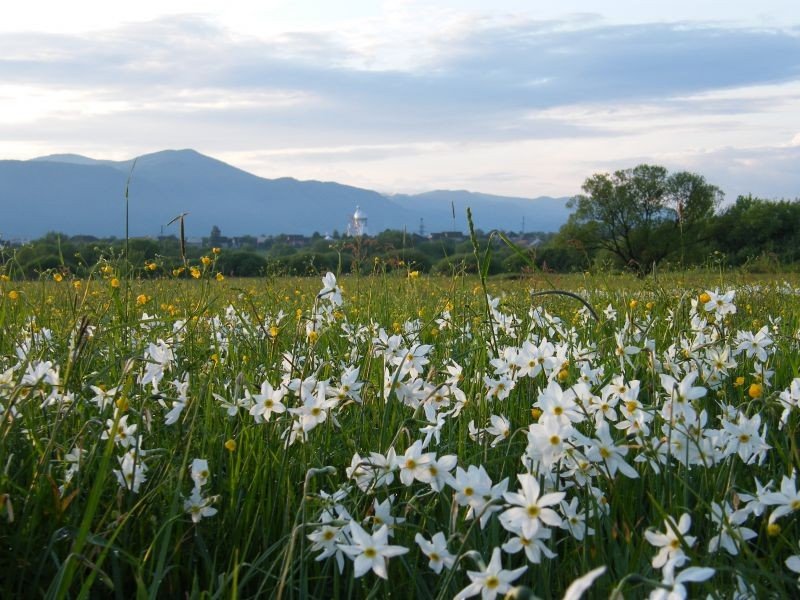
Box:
[348,206,368,236]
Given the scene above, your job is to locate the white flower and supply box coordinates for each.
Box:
[451,464,508,528]
[644,513,695,570]
[707,501,756,556]
[721,412,771,464]
[249,380,286,423]
[761,471,800,522]
[191,458,211,489]
[500,473,564,539]
[733,326,773,362]
[337,521,408,579]
[101,414,137,448]
[183,488,217,523]
[369,496,404,535]
[414,532,455,574]
[308,521,347,573]
[113,449,148,493]
[318,272,342,306]
[703,289,737,317]
[486,414,511,447]
[648,559,714,600]
[395,440,434,486]
[576,420,639,479]
[501,524,556,564]
[454,547,527,600]
[786,542,800,584]
[563,566,606,600]
[164,400,185,425]
[418,453,457,492]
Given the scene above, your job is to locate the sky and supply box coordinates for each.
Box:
[1,0,799,202]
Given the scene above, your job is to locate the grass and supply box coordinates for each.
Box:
[0,263,799,598]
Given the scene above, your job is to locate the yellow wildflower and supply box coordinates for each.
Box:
[201,256,212,267]
[224,439,237,452]
[110,278,120,288]
[215,273,224,281]
[190,267,201,279]
[748,383,762,399]
[53,273,63,282]
[8,290,20,301]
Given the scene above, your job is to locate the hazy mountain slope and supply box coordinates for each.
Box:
[1,150,571,239]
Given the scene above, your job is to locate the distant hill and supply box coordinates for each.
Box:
[1,149,571,239]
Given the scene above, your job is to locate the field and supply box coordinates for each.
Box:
[1,263,800,598]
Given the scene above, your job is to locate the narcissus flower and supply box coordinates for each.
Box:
[337,521,408,579]
[453,547,527,600]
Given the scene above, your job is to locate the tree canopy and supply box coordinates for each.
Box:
[565,164,722,274]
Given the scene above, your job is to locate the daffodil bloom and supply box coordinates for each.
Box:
[645,513,695,570]
[500,473,565,539]
[184,488,217,523]
[191,458,211,489]
[453,547,527,600]
[414,532,455,574]
[337,521,408,579]
[761,470,800,523]
[648,558,714,600]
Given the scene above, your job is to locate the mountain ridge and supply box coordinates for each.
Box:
[1,149,572,239]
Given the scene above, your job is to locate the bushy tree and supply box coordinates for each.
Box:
[564,165,721,274]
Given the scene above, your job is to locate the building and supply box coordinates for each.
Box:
[347,206,368,237]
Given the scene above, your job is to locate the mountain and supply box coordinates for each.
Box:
[0,149,571,239]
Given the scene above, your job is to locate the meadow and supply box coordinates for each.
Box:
[1,260,799,599]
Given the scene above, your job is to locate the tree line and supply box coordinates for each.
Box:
[2,165,798,278]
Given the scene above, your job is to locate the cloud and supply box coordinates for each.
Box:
[0,14,798,197]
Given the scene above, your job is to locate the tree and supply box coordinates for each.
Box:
[564,164,721,274]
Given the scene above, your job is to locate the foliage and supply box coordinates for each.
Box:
[564,165,722,274]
